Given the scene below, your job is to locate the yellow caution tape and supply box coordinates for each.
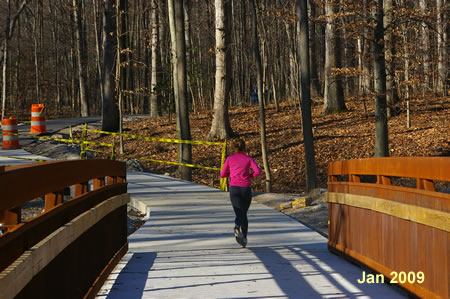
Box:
[10,132,114,148]
[219,141,227,191]
[121,153,221,171]
[78,124,228,190]
[86,128,225,146]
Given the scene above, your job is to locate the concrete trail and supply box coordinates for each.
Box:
[97,172,405,299]
[0,117,101,166]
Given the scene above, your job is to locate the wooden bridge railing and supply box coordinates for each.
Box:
[0,160,129,299]
[328,157,449,299]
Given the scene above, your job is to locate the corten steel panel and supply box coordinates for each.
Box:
[328,157,450,181]
[417,224,433,295]
[0,183,127,272]
[328,157,449,299]
[329,182,449,212]
[329,205,448,298]
[433,229,448,296]
[381,213,394,271]
[0,160,126,211]
[374,211,382,266]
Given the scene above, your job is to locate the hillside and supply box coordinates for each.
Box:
[88,96,450,194]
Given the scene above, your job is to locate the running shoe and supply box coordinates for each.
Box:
[234,227,245,247]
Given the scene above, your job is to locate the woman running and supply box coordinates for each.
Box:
[220,139,261,247]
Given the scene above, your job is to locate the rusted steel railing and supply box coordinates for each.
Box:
[328,157,449,299]
[0,160,129,299]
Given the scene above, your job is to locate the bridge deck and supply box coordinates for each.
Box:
[97,171,405,298]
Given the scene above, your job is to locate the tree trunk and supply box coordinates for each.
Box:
[101,0,119,132]
[168,0,181,162]
[373,0,389,157]
[93,0,104,107]
[33,0,40,105]
[297,0,317,192]
[436,0,447,95]
[322,0,346,114]
[403,30,411,128]
[150,0,159,119]
[208,0,233,140]
[73,0,89,116]
[419,0,429,95]
[1,0,9,119]
[184,0,193,109]
[116,0,124,153]
[284,22,298,102]
[250,0,272,192]
[308,0,322,98]
[383,0,399,117]
[171,0,192,181]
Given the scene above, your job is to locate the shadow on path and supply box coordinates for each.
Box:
[99,252,157,299]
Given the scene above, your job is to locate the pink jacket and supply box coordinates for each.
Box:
[220,152,261,187]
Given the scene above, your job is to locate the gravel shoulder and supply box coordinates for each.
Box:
[252,189,328,237]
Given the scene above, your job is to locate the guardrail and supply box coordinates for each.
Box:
[327,157,449,299]
[0,160,128,298]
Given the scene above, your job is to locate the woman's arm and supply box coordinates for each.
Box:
[250,158,261,177]
[220,158,230,178]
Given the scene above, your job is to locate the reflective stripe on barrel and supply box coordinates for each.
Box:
[30,104,46,133]
[2,117,20,149]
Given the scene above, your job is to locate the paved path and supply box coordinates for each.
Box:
[97,172,406,299]
[0,117,101,166]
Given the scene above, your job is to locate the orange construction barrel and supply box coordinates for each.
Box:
[30,104,46,133]
[2,117,20,149]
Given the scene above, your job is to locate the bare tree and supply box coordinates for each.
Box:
[1,0,29,118]
[373,0,389,157]
[384,0,399,117]
[169,0,192,181]
[101,0,119,132]
[73,0,89,116]
[92,0,104,106]
[436,0,447,95]
[322,0,346,114]
[207,0,233,140]
[419,0,430,95]
[308,0,322,98]
[297,0,317,192]
[250,0,272,192]
[150,0,159,119]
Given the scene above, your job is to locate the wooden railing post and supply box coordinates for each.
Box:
[416,178,435,191]
[44,190,64,212]
[0,208,21,227]
[328,175,338,182]
[376,175,391,185]
[93,177,105,190]
[349,175,360,183]
[106,176,116,185]
[74,182,89,197]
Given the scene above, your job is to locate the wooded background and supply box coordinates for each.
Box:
[0,0,448,189]
[1,0,447,116]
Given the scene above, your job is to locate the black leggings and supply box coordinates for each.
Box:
[230,186,252,237]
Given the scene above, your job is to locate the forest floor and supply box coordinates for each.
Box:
[78,95,449,236]
[25,96,449,236]
[85,96,449,192]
